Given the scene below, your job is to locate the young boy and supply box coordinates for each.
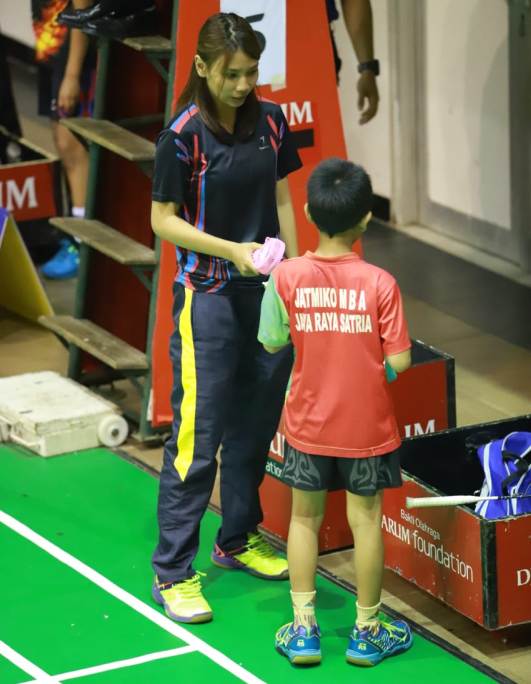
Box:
[258,158,413,667]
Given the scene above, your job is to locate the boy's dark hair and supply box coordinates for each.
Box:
[307,158,372,236]
[177,13,261,141]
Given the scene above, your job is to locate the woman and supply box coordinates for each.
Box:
[150,12,302,624]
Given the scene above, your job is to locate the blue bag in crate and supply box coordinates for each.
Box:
[475,432,531,518]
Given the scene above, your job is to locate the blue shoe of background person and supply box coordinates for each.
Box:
[275,622,321,665]
[41,239,79,279]
[346,619,413,666]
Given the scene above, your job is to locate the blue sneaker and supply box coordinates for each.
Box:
[41,239,79,279]
[346,619,413,666]
[275,622,321,665]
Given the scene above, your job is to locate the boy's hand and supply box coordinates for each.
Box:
[230,242,261,277]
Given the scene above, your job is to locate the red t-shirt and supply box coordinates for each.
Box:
[258,252,411,457]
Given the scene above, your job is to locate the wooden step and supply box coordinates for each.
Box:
[122,35,172,55]
[39,316,148,371]
[60,118,155,162]
[49,217,156,266]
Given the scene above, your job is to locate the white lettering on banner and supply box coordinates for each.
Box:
[400,508,440,541]
[382,511,474,583]
[381,514,411,544]
[265,459,283,478]
[517,569,531,587]
[269,431,285,459]
[220,0,286,86]
[280,101,314,126]
[0,177,37,211]
[404,419,436,438]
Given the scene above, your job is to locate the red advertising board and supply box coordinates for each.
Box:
[384,476,484,625]
[327,415,531,629]
[496,515,531,626]
[390,356,450,439]
[0,160,59,222]
[151,0,348,425]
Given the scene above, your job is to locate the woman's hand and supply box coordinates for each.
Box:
[229,242,261,276]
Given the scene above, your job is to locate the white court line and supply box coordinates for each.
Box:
[19,646,195,683]
[0,641,60,683]
[0,510,266,684]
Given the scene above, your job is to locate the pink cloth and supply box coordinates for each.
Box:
[252,237,286,275]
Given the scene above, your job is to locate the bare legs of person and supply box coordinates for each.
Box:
[53,121,89,210]
[347,490,384,630]
[275,488,325,665]
[276,488,412,666]
[345,490,413,666]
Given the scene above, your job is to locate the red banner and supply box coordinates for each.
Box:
[384,477,484,625]
[0,161,58,222]
[151,0,348,425]
[496,516,531,626]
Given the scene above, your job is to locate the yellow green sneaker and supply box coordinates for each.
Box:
[211,532,289,580]
[152,573,213,623]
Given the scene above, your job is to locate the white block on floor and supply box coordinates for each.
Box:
[0,371,128,456]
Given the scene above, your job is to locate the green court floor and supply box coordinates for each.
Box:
[0,445,499,683]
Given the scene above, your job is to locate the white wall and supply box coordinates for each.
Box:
[333,0,391,198]
[0,2,34,47]
[424,0,510,229]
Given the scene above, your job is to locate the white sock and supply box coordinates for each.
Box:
[71,206,85,218]
[356,601,381,630]
[71,206,84,243]
[291,590,317,629]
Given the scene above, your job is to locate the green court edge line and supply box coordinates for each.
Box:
[0,445,505,684]
[122,449,514,684]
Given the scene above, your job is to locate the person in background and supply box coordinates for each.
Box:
[328,0,380,124]
[258,158,413,667]
[150,12,302,624]
[32,0,96,279]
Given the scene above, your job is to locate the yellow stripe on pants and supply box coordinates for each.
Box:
[174,287,197,481]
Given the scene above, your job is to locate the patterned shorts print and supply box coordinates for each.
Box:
[281,443,403,495]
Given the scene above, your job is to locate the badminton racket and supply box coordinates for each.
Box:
[405,493,531,509]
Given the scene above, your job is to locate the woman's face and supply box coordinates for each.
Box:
[198,49,259,111]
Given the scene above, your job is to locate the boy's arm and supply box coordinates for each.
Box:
[378,277,411,370]
[258,275,291,353]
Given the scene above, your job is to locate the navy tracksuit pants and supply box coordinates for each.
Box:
[152,283,292,583]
